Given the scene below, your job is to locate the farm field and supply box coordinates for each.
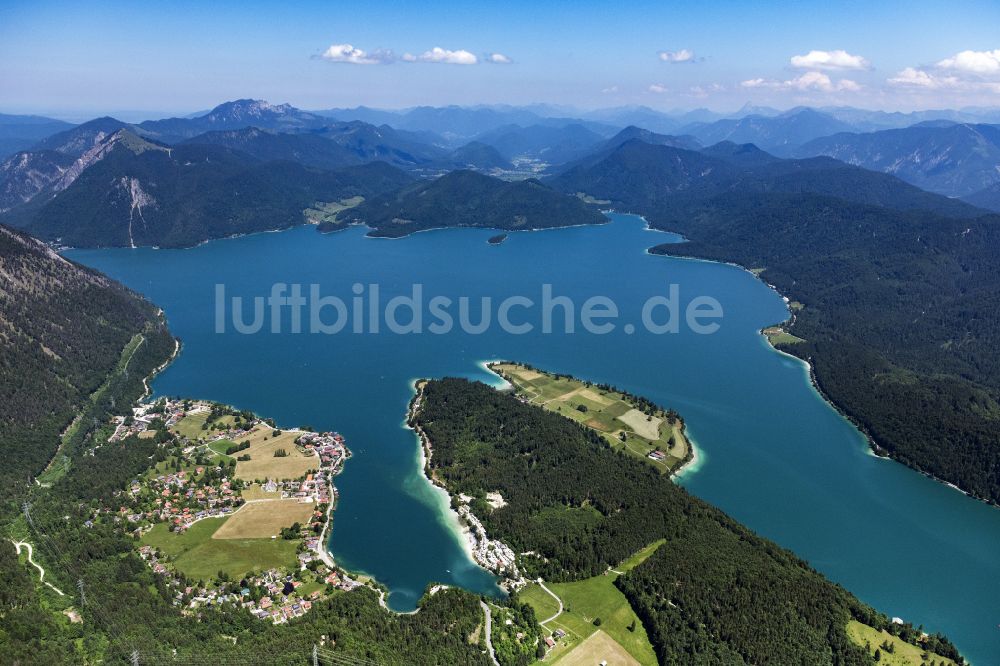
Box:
[490,362,690,474]
[212,499,315,539]
[556,630,640,666]
[140,518,298,581]
[232,425,317,481]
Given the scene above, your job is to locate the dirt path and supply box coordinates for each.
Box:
[12,540,65,596]
[537,580,564,625]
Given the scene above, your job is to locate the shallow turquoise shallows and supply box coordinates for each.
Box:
[69,214,1000,664]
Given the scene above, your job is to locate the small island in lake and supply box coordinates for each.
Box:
[487,233,508,245]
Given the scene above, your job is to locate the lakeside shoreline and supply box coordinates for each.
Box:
[405,381,479,565]
[406,379,522,592]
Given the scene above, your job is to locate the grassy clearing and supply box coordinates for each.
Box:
[522,541,662,666]
[574,192,612,206]
[212,499,315,539]
[846,621,957,666]
[556,630,640,666]
[233,426,317,481]
[141,518,297,582]
[170,412,237,441]
[491,362,688,474]
[304,196,365,225]
[763,327,806,346]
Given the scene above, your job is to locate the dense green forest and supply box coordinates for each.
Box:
[0,223,174,507]
[550,138,1000,504]
[413,377,963,665]
[649,192,1000,504]
[3,132,413,248]
[346,169,606,237]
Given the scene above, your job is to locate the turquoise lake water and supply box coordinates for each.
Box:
[69,214,1000,664]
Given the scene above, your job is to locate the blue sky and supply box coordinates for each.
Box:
[2,0,999,119]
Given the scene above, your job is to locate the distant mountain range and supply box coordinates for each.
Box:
[548,136,982,219]
[797,123,1000,199]
[0,113,76,160]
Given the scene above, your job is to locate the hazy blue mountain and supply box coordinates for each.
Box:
[311,121,447,167]
[344,169,606,237]
[599,125,702,152]
[699,140,782,167]
[797,123,1000,197]
[472,123,607,164]
[435,141,512,171]
[3,129,413,247]
[964,182,1000,212]
[138,99,331,142]
[680,108,855,156]
[0,113,75,160]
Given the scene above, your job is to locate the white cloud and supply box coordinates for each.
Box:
[647,83,669,94]
[658,49,698,64]
[601,85,619,94]
[886,66,1000,94]
[790,49,871,71]
[407,47,478,65]
[936,49,1000,74]
[320,43,393,65]
[742,71,860,92]
[686,83,725,98]
[887,67,958,89]
[487,53,512,64]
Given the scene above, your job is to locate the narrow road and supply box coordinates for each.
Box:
[12,540,65,596]
[481,600,500,666]
[537,580,564,625]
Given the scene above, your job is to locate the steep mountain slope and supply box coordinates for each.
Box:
[797,123,1000,197]
[0,149,75,212]
[4,130,413,247]
[31,116,141,155]
[345,169,606,237]
[0,223,174,500]
[681,108,854,156]
[0,113,75,160]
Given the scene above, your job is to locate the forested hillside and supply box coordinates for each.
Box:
[414,377,963,664]
[550,137,1000,505]
[0,223,174,507]
[3,131,413,248]
[346,169,606,237]
[648,192,1000,504]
